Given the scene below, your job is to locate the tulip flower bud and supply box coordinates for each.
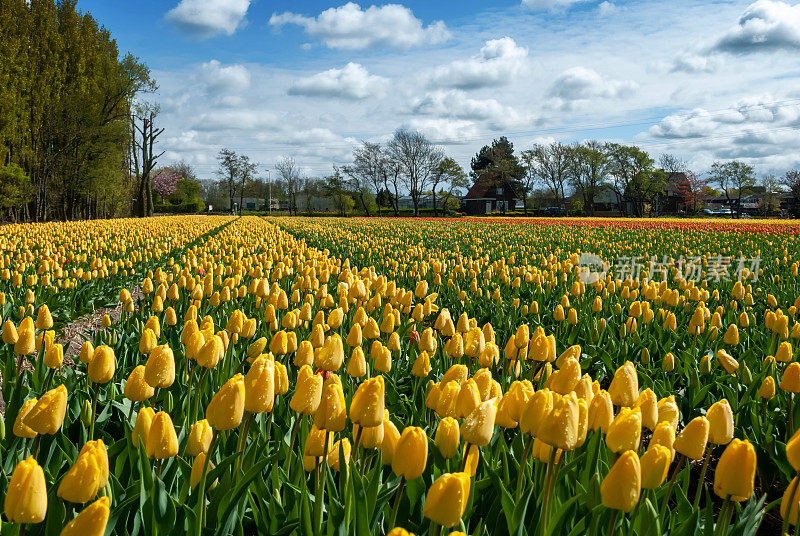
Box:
[608,361,638,407]
[89,345,115,384]
[640,445,671,489]
[186,419,213,456]
[60,496,110,536]
[347,346,367,377]
[350,375,385,427]
[327,438,351,471]
[144,344,175,388]
[79,340,95,364]
[198,335,224,368]
[588,390,614,433]
[57,448,104,503]
[146,411,179,459]
[656,395,679,430]
[289,365,322,416]
[244,355,275,414]
[191,452,213,489]
[392,426,428,480]
[381,416,401,465]
[412,351,431,378]
[423,472,471,528]
[124,365,155,402]
[314,382,347,432]
[23,384,67,435]
[601,450,641,512]
[14,398,38,439]
[777,342,793,363]
[44,342,64,369]
[786,428,800,471]
[758,376,776,399]
[674,416,709,460]
[782,363,800,393]
[706,399,734,445]
[14,325,35,355]
[520,388,554,436]
[606,407,642,454]
[207,373,245,429]
[132,407,155,448]
[537,394,579,451]
[460,398,497,447]
[139,328,157,354]
[714,438,756,501]
[304,425,334,458]
[4,456,47,523]
[634,389,658,431]
[274,361,289,395]
[716,349,739,374]
[3,319,19,344]
[434,417,460,459]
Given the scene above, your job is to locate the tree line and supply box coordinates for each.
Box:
[0,0,161,222]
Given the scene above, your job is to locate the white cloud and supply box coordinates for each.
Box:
[410,89,536,129]
[521,0,591,10]
[289,63,388,99]
[711,0,800,54]
[199,60,251,94]
[426,37,529,89]
[644,95,800,167]
[670,53,722,73]
[598,1,617,17]
[190,109,282,131]
[404,118,481,144]
[546,67,638,109]
[269,2,450,50]
[166,0,250,38]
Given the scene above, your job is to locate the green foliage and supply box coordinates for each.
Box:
[0,163,33,210]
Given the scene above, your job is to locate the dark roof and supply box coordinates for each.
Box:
[464,174,516,200]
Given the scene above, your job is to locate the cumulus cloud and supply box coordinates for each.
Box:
[289,63,388,99]
[269,2,450,50]
[426,37,529,89]
[404,118,481,144]
[410,89,535,129]
[546,67,637,109]
[199,60,251,94]
[645,96,800,162]
[670,53,722,73]
[710,0,800,54]
[191,109,282,131]
[166,0,250,38]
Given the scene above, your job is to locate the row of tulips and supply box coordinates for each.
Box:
[1,215,800,535]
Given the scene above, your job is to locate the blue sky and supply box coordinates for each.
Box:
[77,0,800,180]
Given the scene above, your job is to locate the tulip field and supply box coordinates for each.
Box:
[3,215,800,536]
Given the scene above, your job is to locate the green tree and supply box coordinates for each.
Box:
[708,160,756,218]
[605,143,665,217]
[0,163,34,221]
[430,157,466,217]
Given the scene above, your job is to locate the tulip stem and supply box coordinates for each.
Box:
[540,448,557,536]
[781,470,800,536]
[389,476,405,530]
[19,524,26,536]
[659,454,685,521]
[234,412,254,479]
[606,510,619,536]
[693,446,713,509]
[88,382,100,440]
[790,394,795,441]
[516,436,533,501]
[713,496,733,536]
[196,429,219,536]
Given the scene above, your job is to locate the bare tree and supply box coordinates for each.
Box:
[708,160,756,218]
[346,142,386,216]
[568,141,608,216]
[238,154,258,212]
[386,129,443,216]
[381,155,401,216]
[217,148,240,212]
[276,157,301,215]
[527,142,571,209]
[130,103,165,217]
